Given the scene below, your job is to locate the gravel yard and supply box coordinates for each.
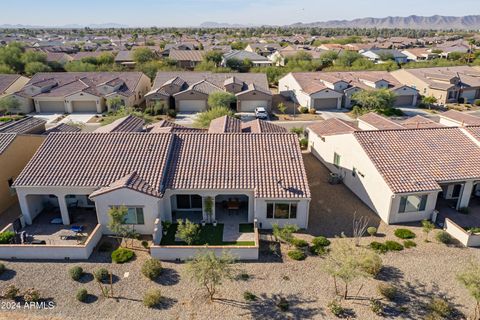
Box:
[1,154,480,319]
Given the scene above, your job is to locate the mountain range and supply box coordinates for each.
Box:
[288,15,480,30]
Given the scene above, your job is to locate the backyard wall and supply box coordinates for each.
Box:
[444,218,480,247]
[0,223,102,260]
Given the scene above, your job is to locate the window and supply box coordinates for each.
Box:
[267,202,298,219]
[333,152,341,168]
[176,195,202,209]
[124,207,145,225]
[399,195,427,213]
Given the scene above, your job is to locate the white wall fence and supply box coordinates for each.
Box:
[0,224,103,260]
[444,218,480,247]
[150,226,260,261]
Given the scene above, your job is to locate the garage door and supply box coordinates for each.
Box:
[395,95,414,107]
[71,101,98,113]
[178,100,207,112]
[38,101,65,113]
[239,100,268,112]
[313,98,338,110]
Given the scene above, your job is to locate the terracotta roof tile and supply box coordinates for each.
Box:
[308,118,358,137]
[358,112,405,130]
[94,115,144,133]
[400,115,444,129]
[0,133,17,154]
[440,110,480,126]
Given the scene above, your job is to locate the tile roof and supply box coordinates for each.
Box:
[223,50,270,62]
[241,119,287,133]
[148,120,204,133]
[95,115,144,133]
[399,66,480,90]
[15,132,310,199]
[0,74,22,93]
[89,171,161,198]
[400,115,444,129]
[308,118,358,137]
[354,127,480,193]
[169,49,205,62]
[0,116,46,134]
[0,133,17,154]
[439,110,480,126]
[44,123,81,134]
[208,115,241,133]
[358,112,406,130]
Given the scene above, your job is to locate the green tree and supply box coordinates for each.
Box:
[272,223,299,244]
[64,61,97,72]
[194,107,235,128]
[0,96,21,114]
[0,64,14,74]
[21,51,47,65]
[336,51,363,67]
[0,44,23,72]
[24,62,51,76]
[107,206,129,246]
[208,92,236,109]
[352,89,397,114]
[176,219,200,245]
[204,51,223,66]
[106,96,124,112]
[421,220,435,242]
[422,95,437,109]
[277,102,287,114]
[457,262,480,320]
[132,48,156,64]
[96,53,114,65]
[185,250,236,301]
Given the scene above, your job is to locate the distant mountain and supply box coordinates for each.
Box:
[289,15,480,30]
[0,23,128,29]
[199,22,253,28]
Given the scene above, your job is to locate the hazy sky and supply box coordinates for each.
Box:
[1,0,478,27]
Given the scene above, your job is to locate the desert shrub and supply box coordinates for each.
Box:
[141,240,149,249]
[403,240,417,248]
[359,251,383,277]
[385,240,404,251]
[111,247,135,263]
[141,258,163,280]
[427,297,454,319]
[0,263,5,275]
[367,227,377,236]
[3,284,19,300]
[299,138,308,149]
[310,244,329,256]
[474,99,480,106]
[167,109,177,118]
[291,238,308,248]
[299,106,309,113]
[76,288,88,302]
[287,249,306,261]
[23,288,40,302]
[143,288,162,308]
[69,266,83,281]
[277,297,289,311]
[370,298,383,316]
[0,231,15,244]
[370,241,388,253]
[312,236,331,247]
[378,283,398,301]
[94,268,109,282]
[308,108,316,114]
[98,241,113,252]
[436,231,453,244]
[243,291,257,301]
[328,299,345,317]
[237,273,250,281]
[394,228,416,239]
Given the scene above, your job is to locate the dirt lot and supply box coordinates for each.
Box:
[1,154,480,320]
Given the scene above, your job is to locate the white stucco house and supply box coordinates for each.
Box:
[307,116,480,224]
[13,119,310,249]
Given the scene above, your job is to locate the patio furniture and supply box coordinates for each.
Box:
[70,225,84,233]
[50,217,63,224]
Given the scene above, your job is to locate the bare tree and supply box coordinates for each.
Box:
[352,212,369,246]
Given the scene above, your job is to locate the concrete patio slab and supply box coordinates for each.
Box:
[222,223,254,242]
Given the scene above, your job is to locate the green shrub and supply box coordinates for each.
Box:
[328,299,345,317]
[378,283,397,301]
[370,241,388,253]
[370,298,383,316]
[141,258,163,280]
[291,238,308,248]
[474,99,480,106]
[427,297,454,319]
[141,240,149,249]
[359,251,383,277]
[94,268,109,282]
[111,248,135,263]
[76,288,88,302]
[310,244,329,256]
[3,284,19,300]
[299,138,308,149]
[0,231,15,244]
[143,288,162,308]
[237,273,250,281]
[403,240,417,248]
[394,228,416,239]
[287,249,306,261]
[69,266,83,281]
[277,297,289,312]
[243,291,257,301]
[23,288,40,302]
[298,106,309,114]
[367,227,377,236]
[167,109,177,118]
[312,236,331,247]
[385,240,404,251]
[436,231,453,244]
[0,263,5,275]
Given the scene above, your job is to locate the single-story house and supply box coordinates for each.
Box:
[307,116,480,224]
[401,48,439,61]
[168,50,205,70]
[391,66,480,104]
[0,74,30,101]
[438,109,480,127]
[221,50,272,67]
[361,49,409,64]
[245,43,283,57]
[11,72,151,114]
[13,128,310,242]
[278,71,418,110]
[145,71,272,113]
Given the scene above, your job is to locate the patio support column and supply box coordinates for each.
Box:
[336,97,342,109]
[18,194,32,225]
[58,195,71,225]
[457,181,474,210]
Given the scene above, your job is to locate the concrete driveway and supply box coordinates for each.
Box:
[318,109,352,121]
[59,113,96,124]
[29,113,63,124]
[174,112,198,126]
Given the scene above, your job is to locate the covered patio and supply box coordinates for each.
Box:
[437,197,480,228]
[215,195,250,223]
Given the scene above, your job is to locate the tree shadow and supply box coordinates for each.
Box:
[82,294,98,304]
[0,269,16,281]
[154,268,180,286]
[78,272,94,284]
[153,296,178,310]
[375,265,404,283]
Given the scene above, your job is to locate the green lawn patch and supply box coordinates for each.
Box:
[239,223,254,233]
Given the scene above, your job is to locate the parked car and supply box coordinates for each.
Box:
[255,107,268,120]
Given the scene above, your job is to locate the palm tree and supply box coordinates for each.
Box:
[117,31,123,48]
